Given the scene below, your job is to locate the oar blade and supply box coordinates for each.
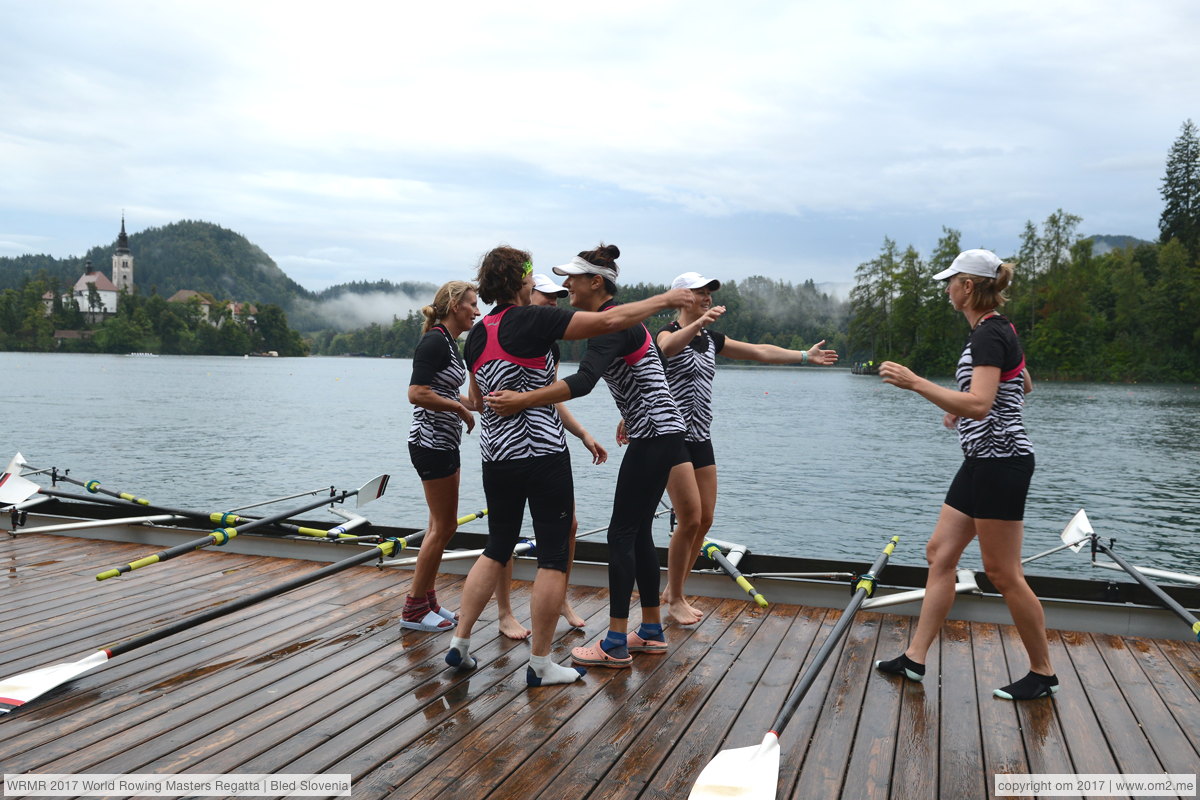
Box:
[5,451,28,475]
[355,474,390,508]
[689,733,780,799]
[0,469,41,506]
[1061,508,1093,552]
[0,651,110,714]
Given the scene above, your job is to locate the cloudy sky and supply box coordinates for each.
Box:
[1,1,1196,296]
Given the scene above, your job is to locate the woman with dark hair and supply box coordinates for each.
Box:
[485,244,696,669]
[402,280,479,632]
[656,271,838,624]
[874,249,1053,701]
[444,245,692,686]
[492,273,605,639]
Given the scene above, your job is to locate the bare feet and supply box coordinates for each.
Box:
[499,612,531,640]
[664,596,703,625]
[561,600,586,629]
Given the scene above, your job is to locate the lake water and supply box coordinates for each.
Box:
[1,352,1197,580]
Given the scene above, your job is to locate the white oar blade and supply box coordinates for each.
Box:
[5,451,28,474]
[0,470,41,506]
[689,733,780,799]
[1061,508,1094,552]
[0,651,110,714]
[355,474,390,508]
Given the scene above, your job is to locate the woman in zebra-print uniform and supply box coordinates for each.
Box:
[656,271,837,625]
[444,245,693,687]
[874,249,1056,702]
[485,244,703,669]
[403,280,480,632]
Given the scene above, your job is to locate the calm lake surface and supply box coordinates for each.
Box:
[1,352,1197,580]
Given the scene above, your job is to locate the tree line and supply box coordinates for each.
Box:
[307,276,850,362]
[848,120,1200,383]
[0,281,308,357]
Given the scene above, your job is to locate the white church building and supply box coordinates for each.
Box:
[48,217,135,321]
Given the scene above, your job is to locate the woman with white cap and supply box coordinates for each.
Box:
[874,249,1054,701]
[656,271,838,623]
[485,244,695,668]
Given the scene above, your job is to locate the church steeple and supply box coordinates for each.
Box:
[112,214,134,293]
[116,214,130,255]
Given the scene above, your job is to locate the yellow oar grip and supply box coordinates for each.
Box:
[1193,621,1200,638]
[883,535,899,555]
[119,492,151,506]
[96,568,121,581]
[129,554,161,570]
[294,526,326,536]
[380,540,398,557]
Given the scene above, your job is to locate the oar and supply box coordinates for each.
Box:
[0,532,405,715]
[94,475,389,580]
[702,540,769,608]
[689,535,900,800]
[0,455,42,508]
[1069,509,1200,641]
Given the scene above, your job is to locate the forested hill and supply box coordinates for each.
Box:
[0,220,312,306]
[0,221,438,331]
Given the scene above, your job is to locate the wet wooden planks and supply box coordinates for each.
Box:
[0,533,1198,800]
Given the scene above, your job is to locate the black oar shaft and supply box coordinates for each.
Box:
[106,541,393,657]
[770,535,899,735]
[1092,538,1200,640]
[95,490,353,579]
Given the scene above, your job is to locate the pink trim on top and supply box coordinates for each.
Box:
[471,306,548,373]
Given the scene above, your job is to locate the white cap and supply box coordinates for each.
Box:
[932,249,1003,281]
[552,255,619,282]
[671,271,720,291]
[531,273,567,296]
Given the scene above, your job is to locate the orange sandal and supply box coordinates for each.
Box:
[571,639,632,668]
[627,631,668,653]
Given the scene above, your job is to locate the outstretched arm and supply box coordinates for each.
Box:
[719,338,839,365]
[879,361,1000,420]
[562,288,694,340]
[656,306,726,357]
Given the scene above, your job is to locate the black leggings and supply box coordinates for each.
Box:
[607,433,689,619]
[481,451,574,571]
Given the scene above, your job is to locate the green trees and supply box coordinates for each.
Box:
[1160,119,1200,254]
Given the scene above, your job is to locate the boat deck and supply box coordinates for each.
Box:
[1,533,1198,799]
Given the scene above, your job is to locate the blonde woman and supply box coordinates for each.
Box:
[875,250,1053,701]
[402,280,480,631]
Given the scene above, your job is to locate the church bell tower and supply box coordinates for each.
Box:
[112,214,134,294]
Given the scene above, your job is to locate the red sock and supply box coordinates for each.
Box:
[403,595,430,622]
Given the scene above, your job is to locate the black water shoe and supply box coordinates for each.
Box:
[874,654,925,682]
[994,670,1059,700]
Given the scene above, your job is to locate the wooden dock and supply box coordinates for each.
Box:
[1,533,1198,799]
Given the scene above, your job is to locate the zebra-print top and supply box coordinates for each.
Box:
[407,324,467,450]
[563,301,685,440]
[659,322,727,443]
[465,304,574,463]
[955,315,1034,459]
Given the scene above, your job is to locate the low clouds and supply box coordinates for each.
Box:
[2,1,1195,290]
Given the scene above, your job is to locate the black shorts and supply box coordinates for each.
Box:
[481,450,574,572]
[684,439,716,469]
[408,443,460,482]
[944,454,1035,521]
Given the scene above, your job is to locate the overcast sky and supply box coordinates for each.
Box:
[1,1,1196,295]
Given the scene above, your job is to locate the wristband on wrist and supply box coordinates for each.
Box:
[801,349,809,364]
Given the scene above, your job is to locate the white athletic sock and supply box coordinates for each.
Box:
[526,653,586,687]
[445,635,475,670]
